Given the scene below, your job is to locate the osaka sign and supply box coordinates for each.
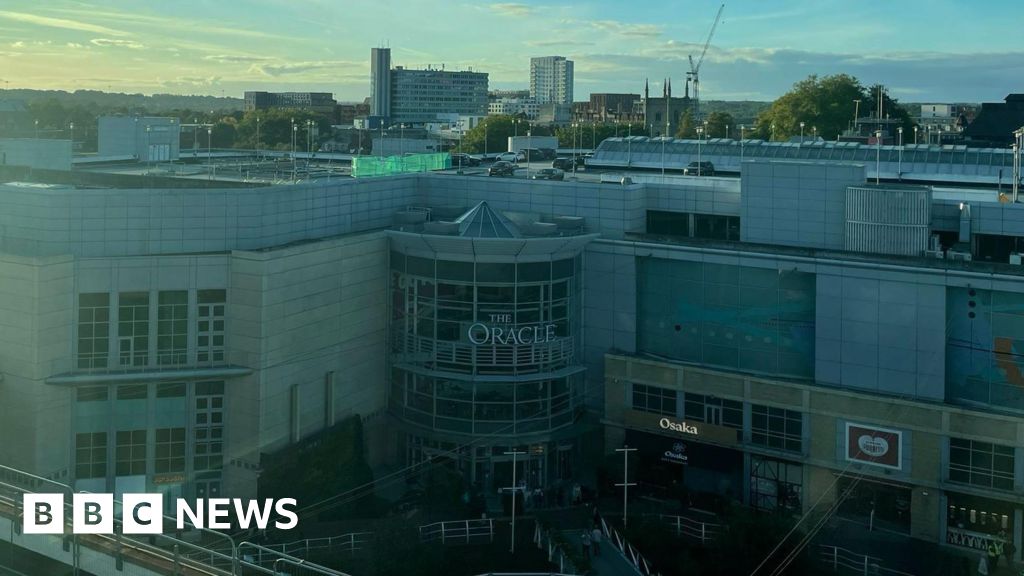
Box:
[845,422,902,470]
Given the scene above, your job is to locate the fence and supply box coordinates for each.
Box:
[600,517,660,576]
[818,545,917,576]
[532,521,582,575]
[419,519,494,545]
[247,531,372,560]
[653,514,723,544]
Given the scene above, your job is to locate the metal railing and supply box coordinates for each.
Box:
[600,517,660,576]
[532,521,581,576]
[653,513,722,544]
[419,519,493,545]
[818,545,917,576]
[237,542,349,576]
[0,467,251,576]
[393,332,577,372]
[248,531,372,559]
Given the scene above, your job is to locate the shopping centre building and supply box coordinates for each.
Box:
[0,149,1022,558]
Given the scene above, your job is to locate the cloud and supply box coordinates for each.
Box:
[203,54,270,64]
[161,76,223,88]
[525,39,595,47]
[10,41,23,48]
[247,60,362,77]
[66,42,87,49]
[586,20,662,37]
[0,10,128,36]
[91,38,144,49]
[490,3,533,17]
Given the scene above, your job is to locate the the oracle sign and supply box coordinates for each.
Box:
[467,314,557,346]
[845,422,902,470]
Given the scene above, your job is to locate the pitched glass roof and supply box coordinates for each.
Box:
[453,201,521,238]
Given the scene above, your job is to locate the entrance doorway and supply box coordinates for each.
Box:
[836,477,911,534]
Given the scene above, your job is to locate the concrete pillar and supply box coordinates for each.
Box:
[910,486,941,542]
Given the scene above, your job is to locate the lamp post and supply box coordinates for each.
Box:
[256,116,260,160]
[206,127,212,178]
[379,122,384,159]
[484,120,488,157]
[503,450,526,553]
[914,125,918,145]
[725,124,729,139]
[853,99,861,133]
[616,446,637,527]
[812,126,817,140]
[875,130,882,184]
[660,132,665,179]
[145,125,152,170]
[799,121,805,144]
[627,121,632,166]
[69,122,74,151]
[292,122,298,182]
[771,123,776,142]
[400,123,405,157]
[740,125,745,163]
[526,129,532,178]
[696,126,704,176]
[591,121,596,151]
[34,119,39,139]
[897,126,904,178]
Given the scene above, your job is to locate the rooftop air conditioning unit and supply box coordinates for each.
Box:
[948,251,972,262]
[1010,253,1023,265]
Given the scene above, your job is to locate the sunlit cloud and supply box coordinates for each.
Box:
[247,60,363,77]
[490,3,533,17]
[586,19,662,38]
[90,38,144,49]
[0,10,128,36]
[203,54,271,64]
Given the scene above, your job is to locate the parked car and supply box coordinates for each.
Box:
[532,168,564,180]
[488,161,516,176]
[518,148,544,162]
[538,148,558,160]
[552,156,585,170]
[497,151,525,163]
[683,161,715,176]
[450,153,479,167]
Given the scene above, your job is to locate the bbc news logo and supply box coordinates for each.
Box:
[23,494,298,535]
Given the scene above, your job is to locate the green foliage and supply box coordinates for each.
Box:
[231,109,332,151]
[258,416,376,522]
[703,111,736,139]
[676,109,697,138]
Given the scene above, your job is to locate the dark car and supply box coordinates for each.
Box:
[488,161,515,176]
[552,156,585,171]
[450,153,479,167]
[538,148,557,160]
[683,161,715,176]
[532,168,564,180]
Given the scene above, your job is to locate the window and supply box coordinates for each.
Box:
[157,291,188,365]
[194,381,224,471]
[684,393,743,429]
[751,404,802,453]
[750,455,802,513]
[115,430,147,476]
[631,384,677,416]
[78,293,110,369]
[75,432,107,479]
[197,290,226,364]
[77,386,108,402]
[155,428,186,474]
[949,438,1015,491]
[116,384,147,400]
[118,292,149,367]
[157,382,186,398]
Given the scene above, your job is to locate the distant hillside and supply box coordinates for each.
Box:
[699,100,771,124]
[0,89,242,114]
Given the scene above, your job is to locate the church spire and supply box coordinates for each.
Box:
[668,77,672,98]
[644,78,649,100]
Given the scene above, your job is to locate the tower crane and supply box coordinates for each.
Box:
[686,3,724,123]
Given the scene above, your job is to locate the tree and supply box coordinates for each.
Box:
[863,83,916,138]
[753,74,865,141]
[703,111,736,139]
[676,109,696,138]
[232,109,331,151]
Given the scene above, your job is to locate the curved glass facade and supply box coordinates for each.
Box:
[388,252,584,436]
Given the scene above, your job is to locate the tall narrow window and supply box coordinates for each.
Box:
[155,428,186,474]
[194,381,224,471]
[115,430,147,476]
[157,291,188,365]
[118,292,149,367]
[78,293,110,369]
[197,290,225,364]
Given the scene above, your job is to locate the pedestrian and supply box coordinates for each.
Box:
[591,526,602,557]
[572,483,582,506]
[581,530,591,557]
[978,552,989,576]
[988,538,1002,572]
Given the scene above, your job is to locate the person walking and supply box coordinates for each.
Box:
[978,552,989,576]
[989,538,1002,572]
[581,530,591,557]
[591,525,602,557]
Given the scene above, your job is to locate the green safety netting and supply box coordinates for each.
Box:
[352,153,451,177]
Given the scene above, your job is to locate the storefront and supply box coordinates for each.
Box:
[387,203,597,490]
[945,491,1019,555]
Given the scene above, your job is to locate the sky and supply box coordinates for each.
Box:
[0,0,1021,103]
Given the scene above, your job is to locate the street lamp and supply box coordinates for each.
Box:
[914,125,918,145]
[812,126,817,140]
[145,125,152,170]
[34,119,39,139]
[627,121,632,166]
[69,122,74,150]
[725,124,729,139]
[740,125,745,163]
[799,121,805,144]
[897,126,904,178]
[852,99,861,132]
[696,126,704,176]
[256,116,261,160]
[591,121,596,151]
[875,130,882,184]
[771,123,776,142]
[206,126,212,172]
[484,120,488,157]
[660,132,666,179]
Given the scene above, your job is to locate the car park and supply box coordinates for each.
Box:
[532,168,564,180]
[683,161,715,176]
[552,156,585,171]
[497,151,525,163]
[450,153,479,167]
[488,161,515,176]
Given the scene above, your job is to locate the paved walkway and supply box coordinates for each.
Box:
[541,506,642,576]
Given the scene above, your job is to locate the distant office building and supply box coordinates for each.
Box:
[489,89,531,100]
[530,56,573,105]
[964,94,1024,147]
[368,48,488,126]
[641,78,692,137]
[0,100,30,136]
[243,92,337,115]
[0,138,72,170]
[536,103,572,125]
[337,101,371,126]
[98,116,180,162]
[488,97,539,119]
[371,48,392,118]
